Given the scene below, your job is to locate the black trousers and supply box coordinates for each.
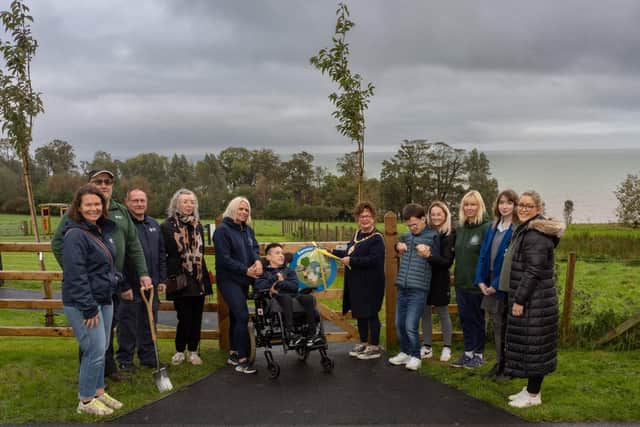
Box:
[274,294,316,336]
[116,291,158,365]
[357,314,381,346]
[173,296,205,352]
[527,376,545,394]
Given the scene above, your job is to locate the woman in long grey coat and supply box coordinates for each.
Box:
[502,190,565,408]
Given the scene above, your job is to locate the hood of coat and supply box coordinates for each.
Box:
[527,216,566,247]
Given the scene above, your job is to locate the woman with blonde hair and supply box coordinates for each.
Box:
[161,189,213,366]
[214,196,262,374]
[502,190,563,407]
[450,190,490,369]
[421,201,455,362]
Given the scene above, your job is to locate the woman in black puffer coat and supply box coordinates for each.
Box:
[501,190,565,409]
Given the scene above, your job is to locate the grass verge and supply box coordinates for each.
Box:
[0,337,226,424]
[421,345,640,422]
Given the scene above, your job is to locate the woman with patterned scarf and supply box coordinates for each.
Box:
[161,188,213,366]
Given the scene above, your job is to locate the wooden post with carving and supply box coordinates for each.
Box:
[384,211,398,348]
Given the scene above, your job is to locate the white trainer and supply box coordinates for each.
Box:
[420,345,433,359]
[96,392,123,410]
[76,398,113,416]
[508,386,529,401]
[171,351,185,365]
[188,351,203,365]
[405,356,422,371]
[440,346,452,362]
[509,393,542,408]
[388,352,411,366]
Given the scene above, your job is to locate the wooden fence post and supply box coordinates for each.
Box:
[216,286,230,351]
[561,251,577,342]
[384,211,399,348]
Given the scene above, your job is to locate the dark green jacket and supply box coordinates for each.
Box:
[52,200,148,277]
[453,219,490,293]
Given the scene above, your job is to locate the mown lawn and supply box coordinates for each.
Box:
[0,337,226,424]
[420,344,640,422]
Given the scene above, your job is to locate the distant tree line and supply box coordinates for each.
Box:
[0,138,500,221]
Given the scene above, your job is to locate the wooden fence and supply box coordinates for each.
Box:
[1,212,465,348]
[281,220,357,242]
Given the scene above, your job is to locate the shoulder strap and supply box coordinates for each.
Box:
[68,228,114,267]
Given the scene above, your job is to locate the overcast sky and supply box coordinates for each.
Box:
[21,0,640,163]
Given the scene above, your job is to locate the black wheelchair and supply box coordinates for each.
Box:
[248,287,335,379]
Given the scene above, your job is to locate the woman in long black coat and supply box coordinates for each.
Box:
[333,201,385,360]
[501,190,565,408]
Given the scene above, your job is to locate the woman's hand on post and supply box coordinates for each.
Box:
[158,283,166,294]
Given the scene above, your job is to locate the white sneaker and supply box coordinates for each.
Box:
[388,352,411,366]
[420,345,433,359]
[171,352,185,365]
[509,393,542,408]
[188,351,203,365]
[508,386,529,401]
[95,392,123,409]
[349,343,367,357]
[405,356,422,371]
[440,347,452,362]
[77,398,113,416]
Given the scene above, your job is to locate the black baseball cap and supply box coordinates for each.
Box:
[87,169,115,181]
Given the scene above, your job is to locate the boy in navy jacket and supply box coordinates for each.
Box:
[255,243,321,346]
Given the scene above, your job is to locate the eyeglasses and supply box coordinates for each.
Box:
[517,204,537,211]
[90,178,113,186]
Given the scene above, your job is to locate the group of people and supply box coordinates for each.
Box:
[337,190,564,409]
[56,167,563,415]
[55,170,253,415]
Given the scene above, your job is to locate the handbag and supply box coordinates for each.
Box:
[165,273,189,294]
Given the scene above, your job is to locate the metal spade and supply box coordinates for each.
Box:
[141,287,173,392]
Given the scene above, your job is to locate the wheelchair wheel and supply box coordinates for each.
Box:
[268,362,281,379]
[296,346,309,362]
[321,357,334,373]
[248,321,257,363]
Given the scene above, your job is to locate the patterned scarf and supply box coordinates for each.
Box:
[171,212,204,282]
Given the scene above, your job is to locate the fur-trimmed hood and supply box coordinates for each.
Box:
[526,216,565,247]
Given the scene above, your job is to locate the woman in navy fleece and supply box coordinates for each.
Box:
[214,196,262,374]
[62,184,123,416]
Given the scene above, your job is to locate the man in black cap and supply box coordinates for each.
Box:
[52,169,152,381]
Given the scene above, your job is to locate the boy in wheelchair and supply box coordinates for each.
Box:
[255,243,324,347]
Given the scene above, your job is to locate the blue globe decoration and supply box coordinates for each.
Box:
[290,245,338,292]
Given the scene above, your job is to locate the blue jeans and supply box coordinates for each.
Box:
[396,288,428,358]
[64,304,113,400]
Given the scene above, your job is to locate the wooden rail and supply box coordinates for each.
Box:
[1,216,461,345]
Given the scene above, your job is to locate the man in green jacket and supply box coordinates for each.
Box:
[52,169,152,381]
